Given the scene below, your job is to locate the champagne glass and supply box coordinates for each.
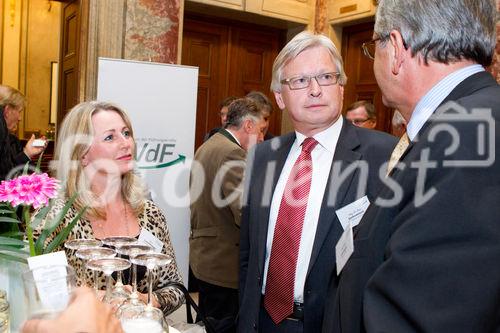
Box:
[86,258,131,304]
[120,305,167,333]
[75,247,117,290]
[130,253,172,311]
[64,238,102,251]
[102,237,137,299]
[64,239,103,284]
[116,244,153,309]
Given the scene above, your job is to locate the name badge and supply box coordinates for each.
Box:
[335,195,370,230]
[335,224,354,275]
[138,229,163,253]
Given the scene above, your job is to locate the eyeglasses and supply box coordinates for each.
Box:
[361,37,381,60]
[280,72,341,90]
[351,118,372,126]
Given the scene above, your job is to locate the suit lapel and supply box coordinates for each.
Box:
[257,133,296,274]
[307,122,362,276]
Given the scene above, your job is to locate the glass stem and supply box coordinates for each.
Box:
[93,270,99,291]
[116,271,124,287]
[104,274,112,303]
[131,264,138,295]
[147,268,153,308]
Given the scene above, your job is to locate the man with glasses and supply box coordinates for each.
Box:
[345,100,377,129]
[325,0,500,332]
[238,31,396,333]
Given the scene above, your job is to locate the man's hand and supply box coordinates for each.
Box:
[23,134,46,159]
[21,287,124,333]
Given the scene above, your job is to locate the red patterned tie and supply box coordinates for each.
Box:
[264,137,318,324]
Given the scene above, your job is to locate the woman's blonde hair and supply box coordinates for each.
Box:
[0,85,26,110]
[53,101,145,218]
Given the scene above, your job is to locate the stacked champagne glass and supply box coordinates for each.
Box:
[68,237,173,333]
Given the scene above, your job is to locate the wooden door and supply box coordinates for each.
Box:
[182,20,229,149]
[182,16,283,149]
[58,0,80,126]
[228,26,281,136]
[341,22,392,133]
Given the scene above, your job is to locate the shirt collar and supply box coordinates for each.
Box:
[407,64,484,141]
[225,128,241,146]
[295,116,343,154]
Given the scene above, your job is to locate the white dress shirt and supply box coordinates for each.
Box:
[262,116,343,302]
[407,64,484,141]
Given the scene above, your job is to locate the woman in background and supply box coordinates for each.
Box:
[35,101,184,315]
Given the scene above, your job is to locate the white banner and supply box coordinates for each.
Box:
[97,58,198,284]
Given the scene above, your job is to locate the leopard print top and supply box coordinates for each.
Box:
[33,199,185,315]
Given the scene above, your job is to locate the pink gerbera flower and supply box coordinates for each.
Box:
[0,173,59,209]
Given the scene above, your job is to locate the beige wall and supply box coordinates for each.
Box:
[1,0,61,138]
[23,0,61,136]
[1,0,23,89]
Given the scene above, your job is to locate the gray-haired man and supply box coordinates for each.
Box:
[325,0,500,332]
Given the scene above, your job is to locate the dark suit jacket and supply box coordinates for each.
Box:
[190,129,246,289]
[326,71,500,333]
[239,120,397,332]
[0,106,30,181]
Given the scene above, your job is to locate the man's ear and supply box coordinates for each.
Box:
[243,119,254,133]
[389,30,406,75]
[273,91,286,110]
[3,105,12,117]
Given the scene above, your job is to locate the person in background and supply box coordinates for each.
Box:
[246,91,275,140]
[190,97,265,330]
[391,109,406,137]
[345,100,377,129]
[238,31,396,333]
[328,0,500,332]
[33,101,184,316]
[0,85,45,180]
[21,287,123,333]
[204,96,239,141]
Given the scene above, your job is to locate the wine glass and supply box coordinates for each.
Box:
[120,305,167,333]
[75,247,117,290]
[115,244,153,309]
[102,237,137,299]
[86,258,131,304]
[130,253,172,311]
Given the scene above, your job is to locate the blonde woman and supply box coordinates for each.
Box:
[35,101,184,315]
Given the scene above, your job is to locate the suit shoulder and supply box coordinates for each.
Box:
[355,127,398,150]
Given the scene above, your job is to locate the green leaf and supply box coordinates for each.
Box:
[35,194,82,255]
[0,217,21,223]
[0,244,29,253]
[0,251,28,264]
[0,209,15,215]
[45,193,78,235]
[0,236,26,246]
[43,206,87,254]
[31,205,52,230]
[22,162,30,175]
[35,153,44,173]
[0,231,24,238]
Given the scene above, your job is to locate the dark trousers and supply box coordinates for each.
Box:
[197,279,239,322]
[258,301,304,333]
